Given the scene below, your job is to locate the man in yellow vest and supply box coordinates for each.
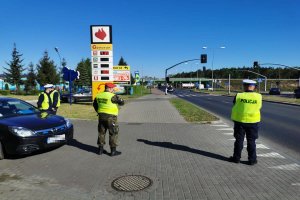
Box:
[229,79,262,165]
[93,83,124,156]
[50,86,60,114]
[37,84,54,113]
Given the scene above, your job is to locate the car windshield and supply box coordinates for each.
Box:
[0,99,39,118]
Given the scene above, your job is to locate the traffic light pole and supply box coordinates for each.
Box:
[165,59,200,85]
[260,63,300,88]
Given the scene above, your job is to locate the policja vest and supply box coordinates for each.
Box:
[95,92,118,115]
[39,92,50,110]
[231,92,262,123]
[50,90,60,107]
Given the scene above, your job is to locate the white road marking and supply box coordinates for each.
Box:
[211,124,229,127]
[256,144,270,149]
[222,132,233,135]
[292,183,300,186]
[223,101,230,104]
[243,144,270,149]
[217,128,233,131]
[257,152,285,158]
[269,164,300,170]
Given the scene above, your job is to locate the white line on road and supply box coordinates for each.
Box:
[269,163,300,170]
[222,132,233,135]
[216,128,233,131]
[211,124,229,127]
[257,152,285,158]
[291,183,300,186]
[256,144,270,149]
[243,144,270,149]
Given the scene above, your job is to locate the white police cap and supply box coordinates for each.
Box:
[44,84,54,88]
[242,79,257,85]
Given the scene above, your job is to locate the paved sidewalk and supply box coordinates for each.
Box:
[0,88,299,199]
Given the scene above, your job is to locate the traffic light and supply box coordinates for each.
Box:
[253,61,259,68]
[166,77,170,82]
[201,54,207,63]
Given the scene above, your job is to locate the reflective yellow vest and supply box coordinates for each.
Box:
[50,90,60,107]
[95,92,118,115]
[39,92,50,110]
[231,92,262,123]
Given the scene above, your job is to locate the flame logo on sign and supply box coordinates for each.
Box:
[95,28,107,40]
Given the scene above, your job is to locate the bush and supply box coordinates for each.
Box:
[28,89,40,95]
[16,90,26,95]
[0,90,10,95]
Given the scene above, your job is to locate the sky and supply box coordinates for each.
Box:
[1,0,300,78]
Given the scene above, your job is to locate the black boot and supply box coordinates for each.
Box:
[98,146,104,155]
[229,156,240,163]
[110,147,121,156]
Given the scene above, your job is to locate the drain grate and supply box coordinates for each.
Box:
[111,175,152,192]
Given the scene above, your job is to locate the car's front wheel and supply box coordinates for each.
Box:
[0,141,5,160]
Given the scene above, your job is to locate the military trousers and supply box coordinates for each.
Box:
[233,121,259,162]
[97,113,119,148]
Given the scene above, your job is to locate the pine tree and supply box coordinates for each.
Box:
[24,62,37,93]
[118,57,128,65]
[75,58,91,87]
[4,43,25,91]
[36,50,60,86]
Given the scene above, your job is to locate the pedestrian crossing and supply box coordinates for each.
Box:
[208,120,300,183]
[176,90,300,185]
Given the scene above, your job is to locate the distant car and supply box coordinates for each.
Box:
[294,87,300,98]
[61,89,92,103]
[0,97,73,159]
[269,88,281,95]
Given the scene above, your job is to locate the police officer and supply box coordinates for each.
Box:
[50,86,60,114]
[229,79,262,165]
[93,83,124,156]
[37,84,54,113]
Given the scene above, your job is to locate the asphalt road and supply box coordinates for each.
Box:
[174,89,300,160]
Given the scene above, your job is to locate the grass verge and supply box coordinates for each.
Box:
[57,102,98,120]
[169,98,219,123]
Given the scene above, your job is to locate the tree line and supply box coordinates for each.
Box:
[2,44,131,94]
[172,65,300,80]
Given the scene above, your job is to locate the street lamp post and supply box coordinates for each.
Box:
[54,47,62,69]
[202,46,226,91]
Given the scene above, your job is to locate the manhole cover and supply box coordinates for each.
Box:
[111,175,152,192]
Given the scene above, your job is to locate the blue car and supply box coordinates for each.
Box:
[0,97,73,159]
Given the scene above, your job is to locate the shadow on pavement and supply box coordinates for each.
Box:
[137,139,229,162]
[67,139,99,154]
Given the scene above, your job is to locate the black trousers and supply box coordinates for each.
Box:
[233,121,259,162]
